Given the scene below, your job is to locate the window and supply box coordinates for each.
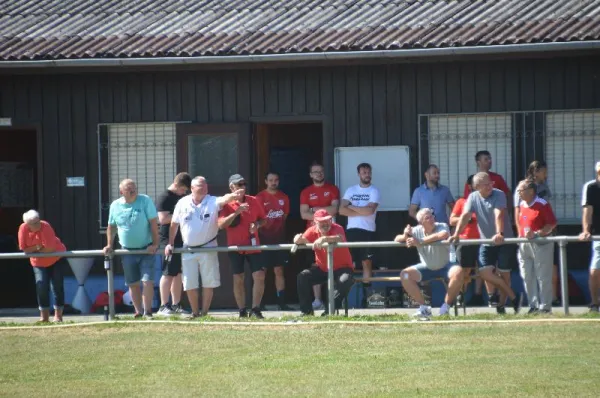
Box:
[546,111,600,223]
[427,114,513,200]
[187,133,238,185]
[99,123,176,227]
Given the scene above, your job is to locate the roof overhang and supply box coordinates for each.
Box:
[1,41,599,69]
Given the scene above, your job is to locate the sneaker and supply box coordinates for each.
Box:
[143,312,153,318]
[488,293,499,307]
[300,311,314,317]
[512,293,522,314]
[250,307,264,319]
[527,307,539,315]
[170,304,191,316]
[239,308,249,318]
[589,304,600,313]
[439,303,450,316]
[496,306,506,314]
[134,312,143,319]
[186,313,201,320]
[412,306,432,319]
[539,309,552,314]
[157,305,175,316]
[312,299,323,310]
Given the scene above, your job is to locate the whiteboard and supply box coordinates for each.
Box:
[334,146,411,211]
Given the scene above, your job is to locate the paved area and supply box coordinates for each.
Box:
[0,305,592,324]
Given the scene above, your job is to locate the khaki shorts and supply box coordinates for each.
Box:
[182,252,220,290]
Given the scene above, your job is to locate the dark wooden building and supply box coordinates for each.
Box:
[1,0,599,307]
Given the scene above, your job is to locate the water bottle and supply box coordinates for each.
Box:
[524,227,531,238]
[449,244,457,263]
[251,234,257,246]
[104,256,111,270]
[103,305,109,321]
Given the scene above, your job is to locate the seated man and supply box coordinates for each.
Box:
[294,209,355,316]
[394,208,464,319]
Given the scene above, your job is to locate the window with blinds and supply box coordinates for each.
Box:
[546,111,600,223]
[427,114,513,200]
[98,123,177,228]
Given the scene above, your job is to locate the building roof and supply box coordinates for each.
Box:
[1,0,599,61]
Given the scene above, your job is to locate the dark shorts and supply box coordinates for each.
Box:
[263,250,289,268]
[346,228,376,265]
[161,252,182,276]
[479,244,516,272]
[457,245,481,268]
[228,252,265,275]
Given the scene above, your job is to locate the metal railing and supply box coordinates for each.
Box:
[0,236,597,319]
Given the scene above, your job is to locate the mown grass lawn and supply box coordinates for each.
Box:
[1,322,599,397]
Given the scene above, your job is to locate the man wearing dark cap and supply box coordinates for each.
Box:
[293,209,355,316]
[218,174,267,318]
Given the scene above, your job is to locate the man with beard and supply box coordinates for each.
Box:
[339,163,381,282]
[300,161,340,310]
[409,164,455,225]
[256,171,291,310]
[294,209,354,316]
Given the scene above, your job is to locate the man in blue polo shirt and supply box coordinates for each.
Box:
[409,164,455,224]
[103,179,159,317]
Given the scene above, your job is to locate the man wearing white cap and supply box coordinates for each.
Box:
[579,161,600,312]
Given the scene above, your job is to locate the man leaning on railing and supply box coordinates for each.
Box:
[580,161,600,313]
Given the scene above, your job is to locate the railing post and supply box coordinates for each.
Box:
[559,239,570,315]
[327,243,335,316]
[104,255,116,320]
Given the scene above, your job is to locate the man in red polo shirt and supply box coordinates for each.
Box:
[293,209,354,316]
[300,161,340,310]
[516,179,557,313]
[463,150,513,306]
[256,171,291,310]
[218,174,267,319]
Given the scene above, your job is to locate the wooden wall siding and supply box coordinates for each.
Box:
[1,56,600,269]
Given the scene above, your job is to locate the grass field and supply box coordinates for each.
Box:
[1,320,599,397]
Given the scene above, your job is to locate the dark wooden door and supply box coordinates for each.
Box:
[176,123,252,309]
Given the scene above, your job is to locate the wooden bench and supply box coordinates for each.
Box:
[333,271,458,317]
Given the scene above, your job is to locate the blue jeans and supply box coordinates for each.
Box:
[33,260,65,311]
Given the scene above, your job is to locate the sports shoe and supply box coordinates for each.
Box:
[496,306,506,314]
[589,304,599,313]
[171,304,191,316]
[239,308,249,318]
[300,311,314,317]
[133,312,143,319]
[250,307,264,319]
[186,313,201,320]
[539,309,552,314]
[143,312,153,318]
[412,306,432,319]
[439,303,450,316]
[312,299,323,310]
[488,293,499,307]
[512,293,522,314]
[527,307,539,315]
[157,305,175,316]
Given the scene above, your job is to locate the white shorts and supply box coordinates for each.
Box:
[181,252,220,290]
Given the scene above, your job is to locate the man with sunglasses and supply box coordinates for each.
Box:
[156,172,192,316]
[219,174,268,318]
[104,179,160,318]
[300,161,340,310]
[293,209,354,316]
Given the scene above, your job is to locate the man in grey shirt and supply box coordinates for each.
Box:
[395,208,464,319]
[449,172,522,314]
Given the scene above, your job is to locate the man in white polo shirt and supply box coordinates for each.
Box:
[165,176,243,318]
[339,162,381,282]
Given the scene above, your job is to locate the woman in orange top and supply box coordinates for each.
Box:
[18,210,67,322]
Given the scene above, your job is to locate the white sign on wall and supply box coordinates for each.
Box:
[334,146,411,211]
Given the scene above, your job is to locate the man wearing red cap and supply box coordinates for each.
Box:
[293,209,354,316]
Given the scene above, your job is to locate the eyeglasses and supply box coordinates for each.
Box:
[311,170,324,175]
[236,182,246,187]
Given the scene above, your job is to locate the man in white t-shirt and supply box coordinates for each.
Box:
[165,176,243,318]
[339,162,381,281]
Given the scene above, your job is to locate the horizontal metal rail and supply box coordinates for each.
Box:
[1,235,596,318]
